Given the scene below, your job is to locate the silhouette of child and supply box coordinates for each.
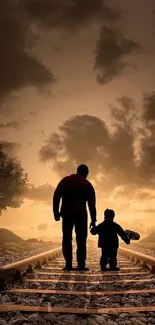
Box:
[90,209,130,271]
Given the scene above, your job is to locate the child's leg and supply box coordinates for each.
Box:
[109,248,117,269]
[100,248,108,269]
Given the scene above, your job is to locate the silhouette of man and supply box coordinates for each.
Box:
[53,164,97,271]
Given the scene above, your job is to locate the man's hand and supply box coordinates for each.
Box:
[54,212,61,221]
[89,221,96,229]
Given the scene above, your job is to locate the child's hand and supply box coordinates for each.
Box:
[90,223,97,235]
[90,226,97,235]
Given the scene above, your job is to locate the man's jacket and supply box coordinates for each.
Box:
[53,174,96,222]
[91,220,130,248]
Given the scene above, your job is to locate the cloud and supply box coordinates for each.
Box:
[25,183,55,205]
[24,0,120,31]
[0,1,55,101]
[39,114,111,179]
[0,119,31,129]
[24,0,126,85]
[120,218,154,237]
[134,192,155,202]
[94,26,140,83]
[137,208,155,214]
[39,110,138,196]
[39,93,155,205]
[37,223,49,231]
[142,92,155,124]
[0,141,20,157]
[0,121,20,129]
[138,92,155,183]
[29,111,37,117]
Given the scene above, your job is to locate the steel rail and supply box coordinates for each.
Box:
[0,246,61,290]
[119,247,155,272]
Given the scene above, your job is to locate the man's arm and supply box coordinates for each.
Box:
[53,180,63,221]
[116,224,130,244]
[87,183,97,227]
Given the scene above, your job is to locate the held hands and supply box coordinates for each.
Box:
[54,212,61,221]
[89,221,96,235]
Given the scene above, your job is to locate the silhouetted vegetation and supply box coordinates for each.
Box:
[26,238,44,243]
[0,146,28,215]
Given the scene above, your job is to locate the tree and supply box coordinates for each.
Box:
[0,146,28,215]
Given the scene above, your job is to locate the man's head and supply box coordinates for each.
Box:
[77,164,89,178]
[104,208,115,220]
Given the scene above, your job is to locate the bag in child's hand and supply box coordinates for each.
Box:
[125,230,140,240]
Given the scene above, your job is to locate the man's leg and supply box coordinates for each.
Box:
[109,248,119,270]
[100,248,108,270]
[62,217,74,269]
[75,215,88,270]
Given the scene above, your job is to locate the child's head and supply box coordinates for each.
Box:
[104,208,115,221]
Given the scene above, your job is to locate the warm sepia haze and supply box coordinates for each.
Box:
[0,0,155,240]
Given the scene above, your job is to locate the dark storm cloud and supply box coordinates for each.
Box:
[39,114,111,178]
[25,0,141,84]
[24,0,120,30]
[39,110,137,191]
[0,1,55,101]
[94,26,140,83]
[39,93,155,200]
[142,92,155,124]
[139,92,155,182]
[37,223,49,231]
[25,183,55,205]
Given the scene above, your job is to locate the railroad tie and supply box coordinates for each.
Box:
[0,305,155,314]
[0,245,155,319]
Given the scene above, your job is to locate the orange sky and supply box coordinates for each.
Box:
[0,0,155,240]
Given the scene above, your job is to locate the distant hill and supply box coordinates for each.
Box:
[0,228,24,243]
[139,232,155,243]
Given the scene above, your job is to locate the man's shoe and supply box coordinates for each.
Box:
[62,265,73,271]
[110,267,120,271]
[77,263,89,271]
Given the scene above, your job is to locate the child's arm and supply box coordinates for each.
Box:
[90,224,100,235]
[116,225,130,244]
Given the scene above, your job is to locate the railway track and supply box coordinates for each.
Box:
[0,243,155,324]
